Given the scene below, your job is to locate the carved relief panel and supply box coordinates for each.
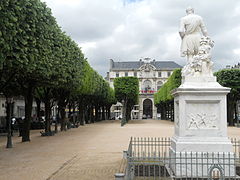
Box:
[185,100,219,130]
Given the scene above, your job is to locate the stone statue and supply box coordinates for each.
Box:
[179,7,208,62]
[179,7,214,78]
[181,36,214,77]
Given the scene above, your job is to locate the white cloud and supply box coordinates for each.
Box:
[43,0,240,75]
[79,42,97,52]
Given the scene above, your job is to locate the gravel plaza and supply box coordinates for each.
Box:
[0,120,239,180]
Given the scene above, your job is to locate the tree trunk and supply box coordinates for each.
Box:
[60,107,66,131]
[121,99,127,126]
[68,103,72,118]
[101,106,105,120]
[44,99,51,133]
[22,85,34,142]
[90,105,94,123]
[79,104,85,125]
[107,106,111,120]
[161,103,166,120]
[5,97,13,148]
[234,103,238,125]
[95,105,99,122]
[72,102,76,126]
[58,100,67,131]
[55,107,59,133]
[227,97,235,126]
[171,101,174,121]
[126,104,131,122]
[85,106,89,124]
[35,98,41,122]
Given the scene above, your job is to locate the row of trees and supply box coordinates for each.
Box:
[154,68,240,125]
[0,0,116,143]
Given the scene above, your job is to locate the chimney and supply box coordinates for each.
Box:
[110,59,114,70]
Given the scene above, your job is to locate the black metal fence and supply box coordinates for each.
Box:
[117,137,240,180]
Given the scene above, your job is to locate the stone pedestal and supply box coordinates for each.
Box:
[169,77,235,177]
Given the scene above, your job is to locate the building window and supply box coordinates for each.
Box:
[167,71,171,77]
[125,72,128,77]
[134,72,137,77]
[157,81,163,90]
[158,72,162,77]
[143,80,152,91]
[116,72,119,77]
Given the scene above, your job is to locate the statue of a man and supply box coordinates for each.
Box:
[179,7,208,63]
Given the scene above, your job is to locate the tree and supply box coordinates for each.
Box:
[114,77,139,126]
[154,69,181,121]
[0,0,116,144]
[215,69,240,126]
[0,0,85,140]
[0,0,61,141]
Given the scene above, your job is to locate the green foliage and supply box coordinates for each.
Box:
[214,69,240,125]
[0,0,116,140]
[214,68,240,102]
[114,77,139,104]
[114,77,139,125]
[214,69,240,91]
[154,69,182,105]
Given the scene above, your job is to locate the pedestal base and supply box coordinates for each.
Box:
[171,136,233,152]
[169,136,235,177]
[170,82,235,177]
[169,148,235,177]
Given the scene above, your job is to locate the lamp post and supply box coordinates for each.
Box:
[6,97,13,148]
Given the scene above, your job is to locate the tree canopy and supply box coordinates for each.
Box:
[0,0,116,142]
[215,69,240,125]
[154,69,182,105]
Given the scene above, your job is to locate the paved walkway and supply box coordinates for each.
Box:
[0,120,239,180]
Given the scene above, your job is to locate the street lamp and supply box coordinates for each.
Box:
[6,97,14,148]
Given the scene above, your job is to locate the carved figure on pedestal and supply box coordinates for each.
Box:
[182,36,214,77]
[188,113,217,129]
[188,114,199,129]
[179,7,208,63]
[179,7,215,78]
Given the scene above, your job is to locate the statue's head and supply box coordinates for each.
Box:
[186,7,194,14]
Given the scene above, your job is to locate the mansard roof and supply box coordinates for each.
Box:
[110,59,182,70]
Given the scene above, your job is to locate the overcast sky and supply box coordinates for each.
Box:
[43,0,240,76]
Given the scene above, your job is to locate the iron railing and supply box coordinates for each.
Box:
[121,137,240,180]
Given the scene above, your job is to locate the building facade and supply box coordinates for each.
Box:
[0,95,45,128]
[108,58,182,119]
